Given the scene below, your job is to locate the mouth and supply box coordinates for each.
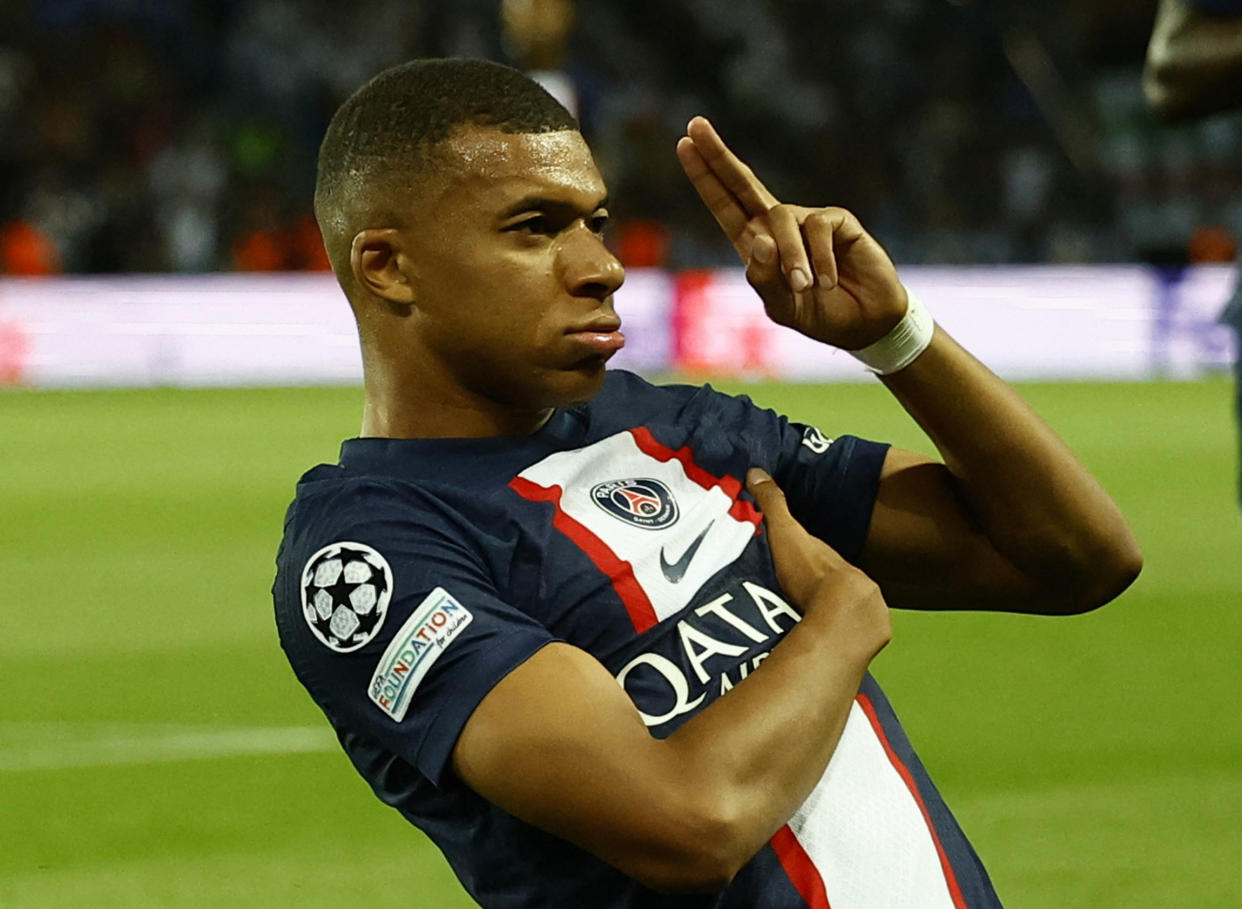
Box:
[564,317,625,358]
[567,314,623,334]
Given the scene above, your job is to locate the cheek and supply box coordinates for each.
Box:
[465,265,560,334]
[415,241,561,344]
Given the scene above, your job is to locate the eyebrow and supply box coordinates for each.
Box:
[499,193,611,220]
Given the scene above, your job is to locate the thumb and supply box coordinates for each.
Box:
[745,467,792,526]
[746,233,779,281]
[745,233,796,327]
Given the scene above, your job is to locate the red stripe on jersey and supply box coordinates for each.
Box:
[770,824,832,909]
[856,694,968,909]
[508,475,659,633]
[627,427,763,531]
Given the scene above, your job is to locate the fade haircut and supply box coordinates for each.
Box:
[314,57,579,281]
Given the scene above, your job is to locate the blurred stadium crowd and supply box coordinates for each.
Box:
[1,0,1240,275]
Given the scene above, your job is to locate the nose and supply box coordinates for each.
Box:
[559,228,625,300]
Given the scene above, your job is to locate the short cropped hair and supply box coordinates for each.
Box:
[315,58,579,280]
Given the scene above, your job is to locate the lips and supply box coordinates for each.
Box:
[565,317,625,357]
[566,316,623,335]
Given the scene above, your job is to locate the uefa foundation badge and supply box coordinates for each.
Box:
[300,541,393,653]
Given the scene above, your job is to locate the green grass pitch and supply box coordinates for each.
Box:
[1,377,1239,908]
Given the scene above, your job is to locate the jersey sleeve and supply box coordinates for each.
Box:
[679,382,891,565]
[772,425,890,565]
[274,479,557,787]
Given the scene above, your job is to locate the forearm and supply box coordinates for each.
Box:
[676,118,1140,616]
[452,473,888,893]
[456,609,880,893]
[657,605,873,885]
[1145,0,1242,121]
[628,471,890,890]
[879,325,1142,608]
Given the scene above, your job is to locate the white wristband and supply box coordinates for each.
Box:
[849,289,934,376]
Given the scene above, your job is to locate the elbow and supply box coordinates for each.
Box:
[620,795,755,893]
[965,528,1143,615]
[1143,73,1204,123]
[1142,66,1180,120]
[1049,537,1144,616]
[630,856,741,895]
[1082,539,1144,612]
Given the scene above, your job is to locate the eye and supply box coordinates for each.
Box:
[510,215,552,235]
[589,211,610,234]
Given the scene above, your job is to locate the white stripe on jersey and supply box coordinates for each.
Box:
[788,701,957,908]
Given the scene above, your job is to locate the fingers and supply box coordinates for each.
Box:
[767,205,813,293]
[678,116,824,291]
[676,136,750,250]
[686,117,778,216]
[746,234,779,281]
[802,210,842,289]
[744,232,797,327]
[745,468,851,585]
[681,116,778,220]
[753,205,853,295]
[745,467,794,526]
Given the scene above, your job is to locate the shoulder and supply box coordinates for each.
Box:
[596,369,698,410]
[272,465,558,786]
[596,369,768,427]
[594,370,876,473]
[277,463,493,574]
[274,469,494,639]
[279,469,442,558]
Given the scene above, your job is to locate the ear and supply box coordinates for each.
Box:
[349,229,416,306]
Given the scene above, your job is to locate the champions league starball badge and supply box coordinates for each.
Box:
[300,541,393,653]
[590,478,679,529]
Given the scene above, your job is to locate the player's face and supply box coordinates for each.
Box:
[402,126,625,413]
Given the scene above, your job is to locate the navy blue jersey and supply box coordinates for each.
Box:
[273,370,1002,908]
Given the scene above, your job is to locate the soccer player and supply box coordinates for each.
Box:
[274,58,1142,907]
[1144,0,1242,509]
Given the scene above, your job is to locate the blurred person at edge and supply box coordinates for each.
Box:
[1146,0,1242,509]
[502,0,579,117]
[499,0,672,269]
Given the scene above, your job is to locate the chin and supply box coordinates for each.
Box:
[545,359,609,407]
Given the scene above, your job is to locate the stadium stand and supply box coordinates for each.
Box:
[0,0,1240,274]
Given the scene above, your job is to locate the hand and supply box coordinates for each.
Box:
[746,468,891,662]
[677,116,908,351]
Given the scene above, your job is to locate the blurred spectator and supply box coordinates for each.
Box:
[0,220,60,274]
[1187,224,1237,263]
[1,0,1240,273]
[501,0,578,115]
[614,220,671,269]
[1144,0,1242,510]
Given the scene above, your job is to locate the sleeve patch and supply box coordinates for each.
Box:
[368,587,474,722]
[301,542,393,653]
[801,425,835,454]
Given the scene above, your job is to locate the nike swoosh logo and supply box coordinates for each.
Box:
[659,520,715,584]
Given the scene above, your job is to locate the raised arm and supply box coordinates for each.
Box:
[451,471,890,892]
[676,117,1142,614]
[1144,0,1242,122]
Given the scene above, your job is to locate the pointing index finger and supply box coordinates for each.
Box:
[685,116,779,218]
[676,135,749,248]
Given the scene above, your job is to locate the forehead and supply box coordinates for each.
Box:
[430,126,607,210]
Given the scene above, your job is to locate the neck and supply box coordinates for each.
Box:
[355,311,562,439]
[360,369,554,439]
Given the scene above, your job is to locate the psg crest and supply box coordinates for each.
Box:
[300,541,393,653]
[591,478,679,529]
